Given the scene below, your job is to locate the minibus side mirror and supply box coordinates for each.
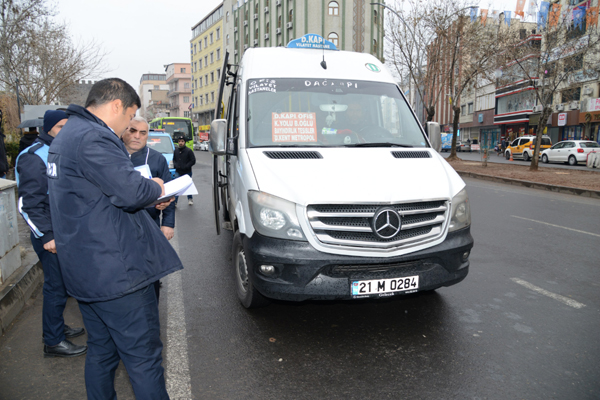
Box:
[209,119,227,155]
[427,122,441,152]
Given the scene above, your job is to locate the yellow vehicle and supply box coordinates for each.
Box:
[149,117,194,150]
[505,135,552,161]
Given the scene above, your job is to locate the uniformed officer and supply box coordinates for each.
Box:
[15,109,87,358]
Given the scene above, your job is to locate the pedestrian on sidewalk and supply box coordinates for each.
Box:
[47,78,182,400]
[15,109,87,358]
[173,135,196,206]
[122,116,176,302]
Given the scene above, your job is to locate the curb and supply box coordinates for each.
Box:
[0,260,43,335]
[455,170,600,199]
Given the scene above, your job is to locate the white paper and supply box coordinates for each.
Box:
[158,174,197,201]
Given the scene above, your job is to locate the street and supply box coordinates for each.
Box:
[1,150,599,399]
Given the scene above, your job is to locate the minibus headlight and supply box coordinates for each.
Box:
[248,191,307,241]
[448,188,471,232]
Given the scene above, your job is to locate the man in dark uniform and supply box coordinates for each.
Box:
[15,110,87,358]
[122,116,175,302]
[173,135,196,205]
[48,78,182,400]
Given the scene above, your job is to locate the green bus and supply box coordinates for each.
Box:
[149,117,194,150]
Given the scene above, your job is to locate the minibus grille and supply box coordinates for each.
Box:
[391,151,432,159]
[306,200,448,250]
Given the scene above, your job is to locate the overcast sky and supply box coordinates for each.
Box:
[55,0,526,91]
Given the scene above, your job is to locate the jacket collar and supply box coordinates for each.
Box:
[130,145,149,158]
[66,104,111,131]
[36,131,54,146]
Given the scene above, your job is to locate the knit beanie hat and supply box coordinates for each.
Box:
[43,110,68,134]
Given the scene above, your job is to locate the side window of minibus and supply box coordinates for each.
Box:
[227,87,236,138]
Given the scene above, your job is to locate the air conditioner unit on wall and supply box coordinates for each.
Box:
[234,26,238,33]
[243,20,248,26]
[583,86,593,95]
[254,13,258,20]
[569,101,579,110]
[555,104,564,111]
[264,33,269,40]
[533,105,543,112]
[276,0,281,5]
[253,39,258,46]
[264,6,269,13]
[287,22,293,29]
[276,27,281,34]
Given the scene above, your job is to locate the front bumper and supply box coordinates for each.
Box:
[243,227,474,302]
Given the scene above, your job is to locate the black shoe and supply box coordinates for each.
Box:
[43,340,87,358]
[64,325,85,338]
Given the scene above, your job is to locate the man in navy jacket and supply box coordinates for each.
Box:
[15,110,87,358]
[48,78,182,400]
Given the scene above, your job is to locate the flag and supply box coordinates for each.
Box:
[527,0,538,18]
[490,10,500,20]
[586,6,598,26]
[538,1,550,29]
[549,4,561,26]
[515,0,526,18]
[470,7,478,22]
[481,9,488,26]
[574,5,586,29]
[504,11,512,26]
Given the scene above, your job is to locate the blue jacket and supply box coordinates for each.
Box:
[129,146,175,228]
[15,131,55,245]
[47,105,183,302]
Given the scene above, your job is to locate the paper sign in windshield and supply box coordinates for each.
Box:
[272,112,317,142]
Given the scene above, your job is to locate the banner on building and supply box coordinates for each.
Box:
[504,11,512,26]
[549,4,561,27]
[587,6,598,26]
[481,9,488,26]
[515,0,526,18]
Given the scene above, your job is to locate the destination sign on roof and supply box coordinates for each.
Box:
[287,34,338,50]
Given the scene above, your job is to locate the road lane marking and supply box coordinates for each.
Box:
[511,215,600,238]
[165,231,193,399]
[510,278,586,309]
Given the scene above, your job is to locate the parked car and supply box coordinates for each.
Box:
[193,140,202,151]
[541,140,600,166]
[458,141,471,152]
[147,131,176,177]
[505,135,552,161]
[199,141,209,151]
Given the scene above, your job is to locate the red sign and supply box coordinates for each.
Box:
[558,113,567,126]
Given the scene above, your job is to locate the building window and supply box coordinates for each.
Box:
[184,111,189,118]
[255,3,258,13]
[194,44,197,54]
[245,33,249,45]
[245,9,248,20]
[328,32,339,46]
[211,92,215,103]
[289,9,293,21]
[374,9,378,25]
[184,82,190,89]
[216,28,220,40]
[180,68,186,73]
[226,34,230,45]
[204,56,208,67]
[195,79,198,88]
[562,87,581,103]
[211,72,214,82]
[468,102,474,114]
[278,15,282,28]
[194,61,197,71]
[266,22,270,33]
[461,105,466,115]
[255,27,259,40]
[226,11,229,22]
[373,39,377,53]
[265,0,269,6]
[217,48,220,60]
[199,96,203,105]
[199,78,202,88]
[210,33,213,44]
[198,41,202,51]
[210,52,214,63]
[205,94,209,104]
[184,96,190,103]
[217,68,220,80]
[204,37,208,47]
[328,1,339,16]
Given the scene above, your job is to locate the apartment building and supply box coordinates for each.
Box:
[164,63,192,118]
[138,73,169,120]
[223,0,384,64]
[191,3,224,127]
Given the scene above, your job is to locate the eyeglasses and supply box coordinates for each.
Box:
[128,127,147,134]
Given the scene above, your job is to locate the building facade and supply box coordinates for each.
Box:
[224,0,384,65]
[138,73,169,120]
[59,80,96,106]
[191,3,224,127]
[164,63,192,118]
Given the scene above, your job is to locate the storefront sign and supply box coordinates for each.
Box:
[558,113,567,126]
[579,111,600,124]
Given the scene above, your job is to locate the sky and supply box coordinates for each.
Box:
[55,0,225,90]
[55,0,529,91]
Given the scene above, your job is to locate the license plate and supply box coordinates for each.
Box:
[351,276,419,297]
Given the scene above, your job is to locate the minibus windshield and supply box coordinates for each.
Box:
[246,78,427,148]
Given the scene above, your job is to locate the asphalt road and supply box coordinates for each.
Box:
[1,150,599,399]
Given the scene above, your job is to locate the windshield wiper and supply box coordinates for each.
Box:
[345,143,413,148]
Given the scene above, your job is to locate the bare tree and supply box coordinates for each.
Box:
[499,9,600,171]
[0,0,108,106]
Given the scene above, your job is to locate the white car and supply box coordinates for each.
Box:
[199,141,209,151]
[541,140,600,166]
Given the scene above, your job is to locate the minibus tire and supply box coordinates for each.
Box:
[232,232,269,308]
